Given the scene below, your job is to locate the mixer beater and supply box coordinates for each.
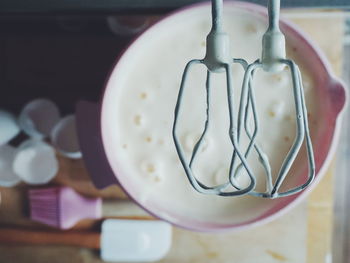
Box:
[236,0,315,198]
[172,0,315,198]
[173,0,257,196]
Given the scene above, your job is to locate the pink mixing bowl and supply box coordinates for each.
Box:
[76,1,346,232]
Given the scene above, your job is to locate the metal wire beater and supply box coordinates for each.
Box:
[172,0,315,198]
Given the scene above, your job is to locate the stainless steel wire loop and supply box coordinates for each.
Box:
[172,0,315,198]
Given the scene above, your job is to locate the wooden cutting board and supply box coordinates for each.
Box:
[0,12,344,263]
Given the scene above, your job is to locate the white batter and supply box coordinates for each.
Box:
[103,8,317,223]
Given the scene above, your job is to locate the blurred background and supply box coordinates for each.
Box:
[0,0,349,262]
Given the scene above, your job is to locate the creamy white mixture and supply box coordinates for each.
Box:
[104,8,317,223]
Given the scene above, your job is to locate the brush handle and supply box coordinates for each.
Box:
[0,228,101,249]
[102,201,150,218]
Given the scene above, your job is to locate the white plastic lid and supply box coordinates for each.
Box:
[18,98,61,139]
[0,144,21,187]
[12,139,58,185]
[101,219,172,262]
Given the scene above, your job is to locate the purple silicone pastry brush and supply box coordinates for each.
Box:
[29,186,102,229]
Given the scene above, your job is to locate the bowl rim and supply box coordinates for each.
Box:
[100,1,347,232]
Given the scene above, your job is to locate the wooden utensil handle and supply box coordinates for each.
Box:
[0,228,101,249]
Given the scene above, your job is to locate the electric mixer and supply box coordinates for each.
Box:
[173,0,315,198]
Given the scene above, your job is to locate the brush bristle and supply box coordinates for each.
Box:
[29,187,61,228]
[29,186,102,230]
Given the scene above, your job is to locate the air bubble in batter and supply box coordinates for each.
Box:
[134,115,143,126]
[139,92,148,100]
[267,71,290,88]
[182,132,209,153]
[213,167,228,185]
[244,23,258,34]
[140,160,162,183]
[267,101,285,119]
[145,136,153,143]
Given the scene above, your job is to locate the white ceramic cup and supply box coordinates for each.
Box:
[51,115,82,159]
[19,98,61,139]
[13,139,58,185]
